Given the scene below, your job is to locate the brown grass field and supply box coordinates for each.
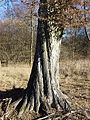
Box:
[0,60,90,120]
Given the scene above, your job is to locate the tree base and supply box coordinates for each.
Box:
[0,85,71,119]
[7,87,71,118]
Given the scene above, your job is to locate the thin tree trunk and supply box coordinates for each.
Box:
[84,26,90,41]
[83,1,90,41]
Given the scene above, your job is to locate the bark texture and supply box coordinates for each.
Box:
[14,0,71,116]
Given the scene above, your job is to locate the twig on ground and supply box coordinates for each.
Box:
[36,112,55,120]
[55,109,90,120]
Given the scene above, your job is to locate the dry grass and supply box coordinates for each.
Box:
[60,59,90,110]
[0,63,31,90]
[0,60,90,119]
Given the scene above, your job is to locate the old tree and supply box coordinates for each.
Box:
[1,0,90,118]
[15,0,72,115]
[16,0,70,112]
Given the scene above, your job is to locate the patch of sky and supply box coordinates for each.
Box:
[0,0,28,19]
[63,25,90,39]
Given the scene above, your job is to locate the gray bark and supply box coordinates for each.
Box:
[15,0,71,115]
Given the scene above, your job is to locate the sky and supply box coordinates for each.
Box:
[0,0,7,19]
[0,0,27,19]
[0,0,90,37]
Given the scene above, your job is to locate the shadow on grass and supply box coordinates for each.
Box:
[0,88,25,102]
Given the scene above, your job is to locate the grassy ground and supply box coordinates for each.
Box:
[60,59,90,109]
[0,60,90,119]
[0,64,31,90]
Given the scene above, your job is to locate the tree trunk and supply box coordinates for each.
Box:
[83,1,90,41]
[15,0,71,116]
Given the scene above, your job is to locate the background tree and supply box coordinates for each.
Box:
[61,34,90,59]
[0,0,37,64]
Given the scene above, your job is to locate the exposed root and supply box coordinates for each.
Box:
[0,86,71,119]
[8,90,71,118]
[0,87,71,119]
[1,95,89,120]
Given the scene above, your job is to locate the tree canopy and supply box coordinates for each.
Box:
[20,0,90,28]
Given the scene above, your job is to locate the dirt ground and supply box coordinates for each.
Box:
[0,60,90,120]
